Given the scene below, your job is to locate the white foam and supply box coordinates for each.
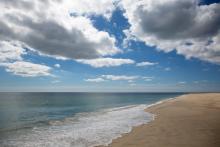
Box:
[2,104,153,147]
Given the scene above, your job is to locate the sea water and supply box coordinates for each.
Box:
[0,92,183,147]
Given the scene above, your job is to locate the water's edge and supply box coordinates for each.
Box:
[97,95,182,147]
[0,93,184,147]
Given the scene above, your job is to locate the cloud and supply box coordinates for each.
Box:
[76,58,135,68]
[85,78,106,82]
[136,61,158,67]
[128,80,135,83]
[0,0,120,61]
[177,81,187,86]
[101,75,139,81]
[69,0,117,19]
[0,41,53,77]
[164,67,171,71]
[1,61,52,77]
[85,75,153,83]
[178,81,186,84]
[54,64,61,68]
[2,0,220,68]
[193,80,208,84]
[120,0,220,64]
[51,80,61,84]
[0,41,26,62]
[142,76,154,81]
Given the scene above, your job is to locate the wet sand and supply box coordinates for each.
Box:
[100,93,220,147]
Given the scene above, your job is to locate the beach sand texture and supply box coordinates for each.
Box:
[100,93,220,147]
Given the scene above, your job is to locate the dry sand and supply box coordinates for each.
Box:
[99,93,220,147]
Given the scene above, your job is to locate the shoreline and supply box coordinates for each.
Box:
[99,93,220,147]
[0,93,182,147]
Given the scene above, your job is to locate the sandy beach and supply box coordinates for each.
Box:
[100,93,220,147]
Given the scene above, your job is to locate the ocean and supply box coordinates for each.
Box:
[0,92,183,147]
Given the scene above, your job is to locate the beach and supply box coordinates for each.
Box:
[101,93,220,147]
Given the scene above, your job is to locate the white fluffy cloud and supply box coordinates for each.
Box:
[136,61,158,67]
[0,0,125,77]
[1,61,52,77]
[76,58,135,68]
[69,0,118,19]
[120,0,220,64]
[0,41,26,62]
[0,41,53,77]
[0,0,120,60]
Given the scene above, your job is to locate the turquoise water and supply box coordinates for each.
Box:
[0,92,183,147]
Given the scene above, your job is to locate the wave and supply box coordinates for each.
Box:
[1,104,155,147]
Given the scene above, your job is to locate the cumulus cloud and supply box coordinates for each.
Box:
[136,61,158,67]
[0,41,26,62]
[69,0,118,19]
[85,78,106,82]
[0,41,53,77]
[0,0,125,77]
[120,0,220,64]
[0,0,120,61]
[76,58,135,68]
[1,61,52,77]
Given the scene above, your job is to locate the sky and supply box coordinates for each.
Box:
[0,0,220,92]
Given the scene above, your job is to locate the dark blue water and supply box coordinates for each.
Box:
[0,92,183,147]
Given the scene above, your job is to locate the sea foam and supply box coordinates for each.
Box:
[1,104,153,147]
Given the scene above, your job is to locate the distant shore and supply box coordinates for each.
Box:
[99,93,220,147]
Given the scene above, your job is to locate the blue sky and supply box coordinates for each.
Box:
[0,0,220,92]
